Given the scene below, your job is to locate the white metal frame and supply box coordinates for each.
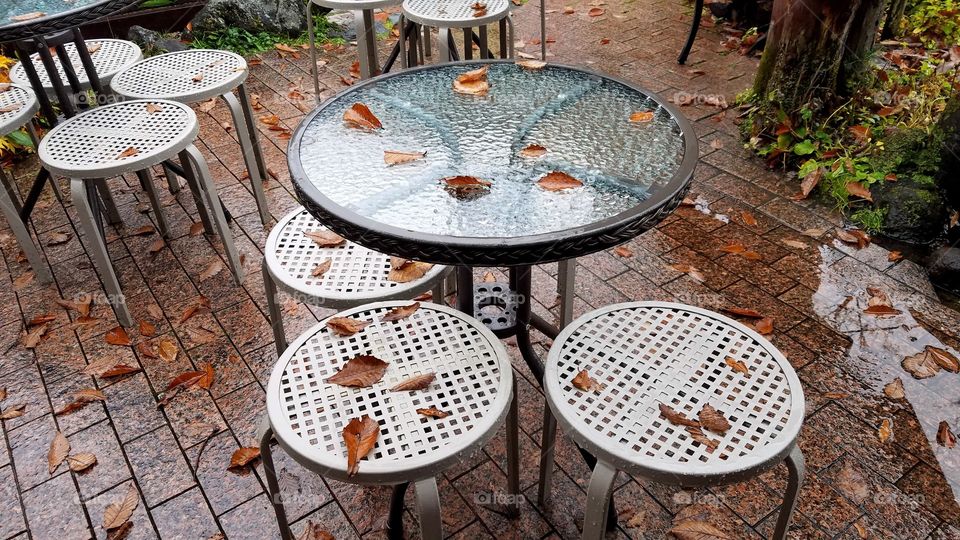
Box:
[10,39,142,96]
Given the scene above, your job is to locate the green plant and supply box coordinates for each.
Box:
[907,0,960,47]
[851,207,888,233]
[190,13,340,56]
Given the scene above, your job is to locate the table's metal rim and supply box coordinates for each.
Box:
[289,59,698,266]
[0,0,140,43]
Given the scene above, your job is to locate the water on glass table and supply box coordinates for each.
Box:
[298,63,687,239]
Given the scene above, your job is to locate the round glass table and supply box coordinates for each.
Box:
[0,0,137,43]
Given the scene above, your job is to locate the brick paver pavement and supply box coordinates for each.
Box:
[2,0,959,538]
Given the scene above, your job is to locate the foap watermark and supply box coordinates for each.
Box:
[671,91,728,109]
[474,490,526,507]
[671,490,725,507]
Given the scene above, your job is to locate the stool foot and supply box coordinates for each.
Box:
[136,169,170,238]
[0,168,51,284]
[263,258,288,356]
[388,482,408,540]
[414,477,442,540]
[581,460,617,540]
[772,446,805,539]
[505,379,521,518]
[536,406,556,505]
[260,422,295,540]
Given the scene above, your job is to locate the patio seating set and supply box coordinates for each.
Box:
[1,2,804,539]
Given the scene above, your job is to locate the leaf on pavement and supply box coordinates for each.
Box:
[99,363,142,379]
[878,418,893,443]
[105,326,132,347]
[902,350,942,379]
[937,421,956,449]
[720,306,764,319]
[668,520,731,540]
[67,452,98,472]
[228,447,261,470]
[48,431,70,474]
[103,483,139,530]
[883,378,905,399]
[926,346,959,373]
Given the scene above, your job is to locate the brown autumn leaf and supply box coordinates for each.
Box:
[846,182,873,202]
[137,341,158,359]
[99,363,142,379]
[658,403,700,427]
[326,317,372,336]
[823,391,849,399]
[157,337,178,363]
[864,304,900,316]
[228,447,261,470]
[0,387,5,401]
[519,144,547,158]
[48,431,70,474]
[312,259,332,278]
[274,43,299,53]
[298,521,336,540]
[0,405,26,419]
[629,110,654,123]
[47,231,71,246]
[11,12,46,21]
[883,378,905,399]
[144,103,162,114]
[571,369,601,392]
[925,346,960,373]
[482,271,497,282]
[668,263,705,282]
[179,296,211,324]
[199,259,224,281]
[55,388,107,415]
[388,258,433,283]
[455,65,489,83]
[23,324,47,349]
[798,167,822,199]
[668,520,730,540]
[384,150,426,166]
[753,317,774,335]
[129,224,156,237]
[781,239,809,250]
[538,171,583,191]
[103,483,139,530]
[902,349,941,379]
[139,320,156,337]
[724,356,749,375]
[343,415,379,476]
[888,250,903,262]
[13,271,34,290]
[390,372,436,392]
[304,230,346,248]
[720,306,764,319]
[189,222,205,236]
[698,404,731,434]
[343,103,382,130]
[443,175,492,197]
[191,73,204,82]
[416,407,450,419]
[326,355,389,387]
[937,421,956,449]
[67,452,98,472]
[29,314,57,327]
[719,242,746,254]
[0,104,21,113]
[516,59,546,70]
[105,326,132,347]
[562,5,575,13]
[740,211,758,227]
[878,418,893,443]
[165,370,206,393]
[57,294,93,317]
[836,228,871,249]
[380,302,421,322]
[685,426,719,450]
[613,246,633,258]
[259,114,280,126]
[116,147,139,160]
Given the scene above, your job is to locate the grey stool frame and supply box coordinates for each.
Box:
[402,0,515,62]
[541,302,805,539]
[307,0,402,89]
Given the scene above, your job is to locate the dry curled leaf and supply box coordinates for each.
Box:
[417,407,450,418]
[23,324,47,349]
[698,404,731,434]
[304,230,346,248]
[453,66,490,96]
[926,346,960,373]
[571,369,601,392]
[519,144,547,158]
[180,296,211,323]
[878,418,893,443]
[720,306,764,319]
[0,405,26,419]
[312,259,332,278]
[116,147,139,160]
[668,520,730,540]
[937,421,956,449]
[781,239,808,250]
[388,257,433,283]
[343,102,382,129]
[343,415,379,476]
[145,103,162,114]
[883,378,905,399]
[888,251,903,262]
[67,452,98,472]
[48,431,70,474]
[668,263,705,282]
[516,59,546,70]
[752,317,774,335]
[685,426,719,450]
[0,388,5,401]
[103,483,139,530]
[326,355,389,387]
[105,326,132,347]
[443,175,492,198]
[298,521,335,540]
[55,388,107,415]
[57,294,93,317]
[139,320,156,337]
[11,11,46,21]
[724,356,749,375]
[228,447,261,470]
[629,110,654,123]
[199,259,224,281]
[537,171,583,191]
[902,349,942,379]
[846,181,873,202]
[836,228,871,249]
[100,363,142,379]
[390,372,436,392]
[157,338,178,363]
[613,246,633,258]
[658,403,699,427]
[326,317,372,336]
[380,302,420,322]
[384,150,426,166]
[191,73,204,82]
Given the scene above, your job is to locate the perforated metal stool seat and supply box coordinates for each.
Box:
[540,302,806,539]
[402,0,514,62]
[38,99,244,327]
[259,301,520,540]
[0,83,52,284]
[111,49,271,224]
[262,207,448,354]
[10,39,142,96]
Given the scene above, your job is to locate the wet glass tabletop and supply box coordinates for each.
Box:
[295,62,689,240]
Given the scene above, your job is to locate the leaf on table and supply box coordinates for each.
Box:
[191,73,204,82]
[116,147,139,160]
[724,356,749,375]
[516,59,546,70]
[388,257,433,283]
[228,447,261,470]
[571,369,601,392]
[613,246,633,258]
[902,349,941,379]
[659,403,700,427]
[668,520,730,540]
[343,415,379,476]
[105,326,132,347]
[453,66,490,96]
[472,2,488,17]
[925,346,960,373]
[878,418,893,443]
[698,404,730,434]
[326,355,388,387]
[846,181,873,202]
[413,291,433,302]
[883,378,905,399]
[380,302,421,322]
[312,258,332,278]
[390,372,436,392]
[442,175,492,198]
[752,317,774,335]
[304,230,345,248]
[629,110,654,123]
[720,306,764,319]
[99,363,142,379]
[103,483,139,530]
[10,11,46,21]
[667,263,705,282]
[739,211,758,227]
[685,426,719,450]
[0,404,26,419]
[57,294,93,317]
[199,259,224,281]
[937,421,956,449]
[588,7,605,16]
[67,452,98,472]
[0,104,21,113]
[139,320,156,337]
[416,407,450,418]
[145,103,162,114]
[537,171,583,191]
[384,150,426,166]
[519,144,547,158]
[343,103,382,130]
[48,431,70,474]
[326,317,372,336]
[157,337,178,363]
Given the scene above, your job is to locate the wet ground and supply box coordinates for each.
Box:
[2,0,960,538]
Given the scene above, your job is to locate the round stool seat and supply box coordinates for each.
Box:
[38,99,198,178]
[111,49,249,104]
[10,39,142,95]
[264,207,446,307]
[403,0,510,28]
[0,84,39,136]
[266,300,513,483]
[545,301,804,487]
[311,0,400,10]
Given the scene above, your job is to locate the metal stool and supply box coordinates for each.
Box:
[402,0,514,62]
[540,302,805,539]
[262,207,448,355]
[0,83,52,284]
[260,300,520,540]
[110,49,271,225]
[307,0,402,87]
[38,99,243,327]
[10,39,142,98]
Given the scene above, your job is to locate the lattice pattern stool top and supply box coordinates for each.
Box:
[0,84,38,137]
[111,49,248,104]
[264,207,446,307]
[403,0,510,27]
[38,99,198,178]
[544,302,804,486]
[10,39,142,94]
[266,301,513,484]
[311,0,402,11]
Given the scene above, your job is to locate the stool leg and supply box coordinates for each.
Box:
[558,259,575,327]
[263,258,288,356]
[72,178,134,327]
[507,16,516,58]
[499,19,508,59]
[414,477,442,540]
[355,9,377,78]
[162,162,182,194]
[536,406,557,505]
[259,422,294,540]
[94,178,122,226]
[306,0,322,102]
[505,379,521,518]
[135,170,170,238]
[25,122,64,206]
[181,145,245,283]
[423,26,432,58]
[0,169,51,284]
[772,446,805,540]
[237,84,270,192]
[431,279,443,306]
[581,460,618,540]
[176,155,215,235]
[0,166,22,211]
[399,15,408,69]
[438,27,452,63]
[222,90,270,225]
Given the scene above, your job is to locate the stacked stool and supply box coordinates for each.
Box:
[402,0,514,62]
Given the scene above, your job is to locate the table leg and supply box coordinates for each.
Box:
[14,43,57,124]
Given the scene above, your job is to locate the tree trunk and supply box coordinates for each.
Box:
[752,0,883,124]
[881,0,909,39]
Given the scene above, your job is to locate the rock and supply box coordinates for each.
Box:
[928,246,960,290]
[326,11,356,41]
[937,96,960,208]
[191,0,308,37]
[127,25,188,54]
[873,178,948,244]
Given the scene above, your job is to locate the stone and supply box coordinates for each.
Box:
[127,25,189,54]
[872,175,947,244]
[928,246,960,290]
[191,0,308,37]
[937,96,960,208]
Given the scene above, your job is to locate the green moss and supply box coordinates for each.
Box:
[868,126,943,183]
[852,207,887,233]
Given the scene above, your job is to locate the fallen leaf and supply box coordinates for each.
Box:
[516,59,546,70]
[846,182,873,202]
[836,229,871,249]
[145,103,162,114]
[390,372,436,392]
[180,296,211,323]
[116,147,139,160]
[326,355,389,387]
[883,378,905,399]
[781,239,808,250]
[10,12,46,21]
[199,259,224,281]
[668,263,705,282]
[659,403,699,427]
[0,405,26,419]
[148,238,165,253]
[864,304,900,316]
[878,418,893,443]
[629,110,654,123]
[685,426,719,450]
[304,230,345,248]
[103,483,139,530]
[740,211,758,226]
[23,324,47,348]
[99,363,142,379]
[482,271,497,282]
[189,222,205,236]
[698,404,730,434]
[164,370,206,394]
[326,317,372,336]
[312,259,332,278]
[191,73,204,82]
[297,521,335,540]
[453,66,490,96]
[343,415,379,476]
[753,317,774,335]
[519,144,547,158]
[562,5,575,13]
[47,231,71,245]
[380,302,421,322]
[139,320,156,337]
[926,346,960,373]
[571,369,601,392]
[275,43,299,53]
[937,421,956,448]
[724,357,749,375]
[0,388,5,401]
[55,388,107,415]
[48,431,70,474]
[613,246,633,258]
[388,257,433,283]
[105,327,132,347]
[719,243,746,254]
[384,150,426,166]
[157,338,178,363]
[798,167,822,199]
[28,315,57,328]
[537,171,583,191]
[129,224,156,237]
[67,452,98,472]
[588,7,605,15]
[228,447,261,470]
[343,103,382,129]
[888,251,903,262]
[416,407,450,418]
[720,306,764,319]
[57,294,93,316]
[443,175,492,197]
[668,520,730,539]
